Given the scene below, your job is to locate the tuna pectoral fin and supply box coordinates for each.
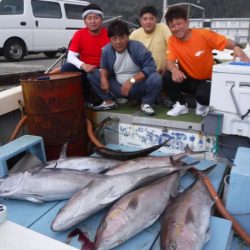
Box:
[205,226,211,243]
[185,207,195,225]
[205,227,211,243]
[127,196,139,210]
[26,196,44,204]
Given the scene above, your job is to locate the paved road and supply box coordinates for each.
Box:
[0,53,64,75]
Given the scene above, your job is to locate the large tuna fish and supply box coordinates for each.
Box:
[106,145,205,175]
[0,168,103,203]
[51,167,176,232]
[160,168,214,250]
[93,172,180,250]
[44,143,121,173]
[45,157,121,173]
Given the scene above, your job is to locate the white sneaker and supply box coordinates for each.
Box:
[166,101,188,116]
[92,101,117,111]
[196,102,209,116]
[141,104,155,116]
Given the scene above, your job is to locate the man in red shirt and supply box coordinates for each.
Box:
[61,3,110,104]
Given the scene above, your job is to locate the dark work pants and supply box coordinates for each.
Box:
[163,71,211,106]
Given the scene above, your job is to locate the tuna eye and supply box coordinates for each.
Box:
[169,240,177,250]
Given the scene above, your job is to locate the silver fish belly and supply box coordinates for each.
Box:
[45,156,121,173]
[51,167,173,232]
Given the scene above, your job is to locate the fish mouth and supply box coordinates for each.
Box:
[51,214,82,232]
[0,173,24,195]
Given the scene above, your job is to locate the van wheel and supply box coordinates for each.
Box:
[44,51,57,58]
[4,39,25,62]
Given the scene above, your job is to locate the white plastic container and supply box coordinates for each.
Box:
[210,62,250,137]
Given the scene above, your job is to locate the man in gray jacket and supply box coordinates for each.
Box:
[88,20,162,115]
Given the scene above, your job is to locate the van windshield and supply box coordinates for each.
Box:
[0,0,23,15]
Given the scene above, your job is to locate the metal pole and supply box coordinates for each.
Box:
[163,0,167,17]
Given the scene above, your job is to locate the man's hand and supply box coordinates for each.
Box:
[81,63,96,73]
[121,81,133,96]
[171,67,187,83]
[233,46,250,62]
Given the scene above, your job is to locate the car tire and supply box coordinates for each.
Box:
[3,39,25,62]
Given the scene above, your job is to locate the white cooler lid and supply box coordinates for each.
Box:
[212,62,250,74]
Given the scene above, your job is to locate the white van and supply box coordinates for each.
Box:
[0,0,89,61]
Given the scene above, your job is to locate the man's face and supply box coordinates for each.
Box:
[140,13,156,33]
[84,13,102,33]
[110,34,129,53]
[168,18,189,40]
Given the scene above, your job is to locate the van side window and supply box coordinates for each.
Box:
[64,4,85,20]
[31,0,62,19]
[0,0,24,15]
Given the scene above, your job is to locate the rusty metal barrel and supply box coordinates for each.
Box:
[21,72,88,160]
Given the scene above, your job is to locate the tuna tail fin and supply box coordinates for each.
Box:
[66,228,94,250]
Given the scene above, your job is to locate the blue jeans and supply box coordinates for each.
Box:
[88,69,162,105]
